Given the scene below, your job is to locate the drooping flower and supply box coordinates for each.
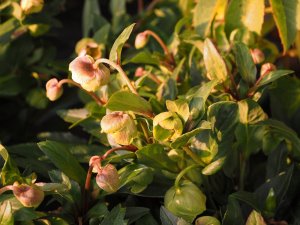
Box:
[101,111,137,145]
[45,78,63,101]
[96,164,120,193]
[13,183,44,207]
[69,55,110,92]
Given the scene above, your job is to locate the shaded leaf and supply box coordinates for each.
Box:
[269,0,299,52]
[233,42,257,85]
[100,205,126,225]
[38,141,86,185]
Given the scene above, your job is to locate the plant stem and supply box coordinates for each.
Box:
[0,185,14,195]
[174,164,202,188]
[143,30,175,66]
[182,147,205,166]
[137,0,143,14]
[140,121,151,143]
[94,59,138,95]
[58,79,106,105]
[82,145,138,215]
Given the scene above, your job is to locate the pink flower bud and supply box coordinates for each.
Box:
[69,55,110,92]
[135,32,149,49]
[13,184,44,207]
[260,63,276,77]
[20,0,44,15]
[250,48,265,64]
[96,164,120,193]
[135,67,144,77]
[45,78,63,101]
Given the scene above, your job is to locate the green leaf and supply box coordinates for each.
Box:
[109,23,135,64]
[0,18,19,43]
[246,210,266,225]
[225,0,265,35]
[171,121,211,149]
[125,207,150,224]
[202,156,226,175]
[186,80,219,120]
[258,119,300,160]
[86,203,108,220]
[93,24,111,45]
[82,0,105,37]
[106,90,153,117]
[230,191,261,211]
[207,101,239,140]
[166,99,189,122]
[0,75,23,97]
[136,144,178,172]
[160,206,179,225]
[125,51,160,66]
[26,89,48,109]
[0,201,14,225]
[233,42,257,85]
[257,70,294,87]
[157,78,178,101]
[14,207,46,222]
[100,205,126,225]
[269,0,299,52]
[38,141,86,185]
[193,0,222,38]
[195,216,220,225]
[222,198,244,225]
[203,38,228,82]
[0,144,21,185]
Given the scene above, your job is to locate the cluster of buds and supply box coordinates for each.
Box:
[89,156,120,193]
[101,111,137,145]
[0,182,44,208]
[153,112,183,142]
[20,0,44,15]
[75,38,102,59]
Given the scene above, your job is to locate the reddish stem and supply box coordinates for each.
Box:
[58,79,106,105]
[137,0,143,14]
[143,30,175,66]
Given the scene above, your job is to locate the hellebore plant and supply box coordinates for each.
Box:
[1,0,300,223]
[39,20,299,224]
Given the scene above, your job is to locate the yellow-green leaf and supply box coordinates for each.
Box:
[225,0,265,35]
[203,38,228,82]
